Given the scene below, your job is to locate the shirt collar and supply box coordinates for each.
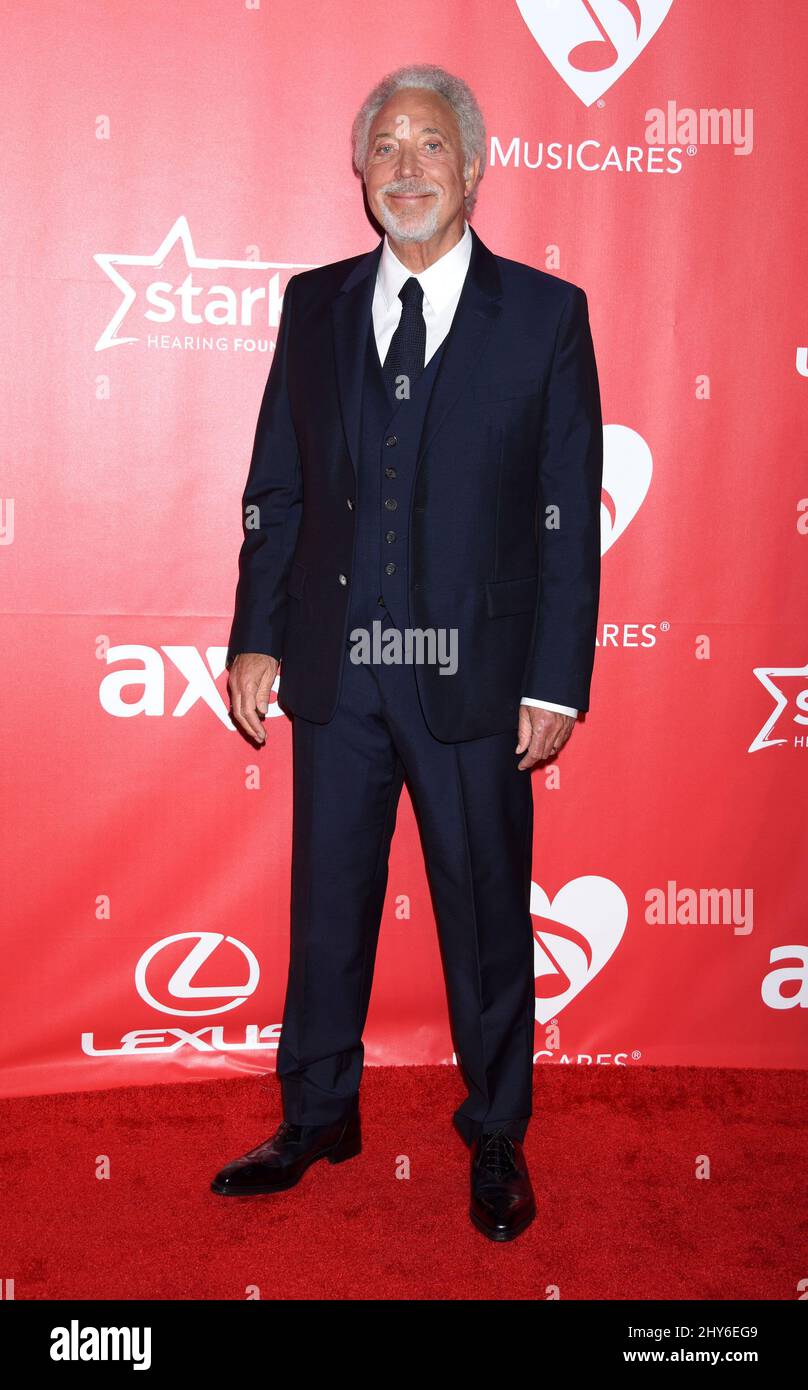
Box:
[378,219,472,315]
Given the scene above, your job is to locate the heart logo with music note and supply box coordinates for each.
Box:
[532,876,628,1023]
[515,0,674,106]
[601,424,653,555]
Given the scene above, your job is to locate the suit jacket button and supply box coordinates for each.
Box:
[338,573,348,586]
[346,498,354,511]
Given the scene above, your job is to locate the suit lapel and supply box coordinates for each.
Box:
[330,223,503,482]
[331,240,383,484]
[416,225,502,464]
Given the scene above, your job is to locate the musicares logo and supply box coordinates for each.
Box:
[600,425,652,555]
[532,875,628,1023]
[515,0,673,106]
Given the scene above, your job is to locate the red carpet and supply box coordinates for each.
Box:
[2,1065,804,1300]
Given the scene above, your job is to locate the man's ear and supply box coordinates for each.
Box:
[465,155,481,196]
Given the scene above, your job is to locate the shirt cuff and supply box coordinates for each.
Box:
[520,697,579,717]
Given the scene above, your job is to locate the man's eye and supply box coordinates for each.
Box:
[423,142,443,153]
[374,144,395,156]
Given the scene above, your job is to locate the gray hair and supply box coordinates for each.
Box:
[351,64,486,216]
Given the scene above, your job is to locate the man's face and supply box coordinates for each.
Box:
[364,88,478,243]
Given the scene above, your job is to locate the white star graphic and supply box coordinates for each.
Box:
[93,214,315,351]
[749,661,808,752]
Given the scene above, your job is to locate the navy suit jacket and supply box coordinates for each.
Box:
[226,224,603,742]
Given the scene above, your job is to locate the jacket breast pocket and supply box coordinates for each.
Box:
[486,575,538,619]
[474,377,539,403]
[286,561,307,599]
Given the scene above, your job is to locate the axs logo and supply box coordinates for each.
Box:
[98,644,282,727]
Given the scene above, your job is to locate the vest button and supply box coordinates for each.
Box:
[385,435,398,448]
[346,498,354,510]
[338,573,348,586]
[385,467,397,479]
[385,562,396,576]
[384,498,397,511]
[385,530,396,543]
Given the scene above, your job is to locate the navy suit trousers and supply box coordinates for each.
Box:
[276,611,536,1146]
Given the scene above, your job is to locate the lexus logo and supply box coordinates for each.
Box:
[134,932,260,1017]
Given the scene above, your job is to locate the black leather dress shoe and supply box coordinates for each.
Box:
[210,1111,361,1196]
[470,1130,536,1241]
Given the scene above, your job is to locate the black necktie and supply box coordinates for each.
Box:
[383,276,426,398]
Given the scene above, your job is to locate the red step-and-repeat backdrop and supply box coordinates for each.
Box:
[2,0,806,1097]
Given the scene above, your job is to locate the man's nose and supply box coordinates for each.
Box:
[395,143,422,179]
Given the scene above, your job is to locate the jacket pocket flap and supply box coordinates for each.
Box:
[486,575,538,619]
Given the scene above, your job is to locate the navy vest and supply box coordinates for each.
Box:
[346,319,447,632]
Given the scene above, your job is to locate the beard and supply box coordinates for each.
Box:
[376,181,443,242]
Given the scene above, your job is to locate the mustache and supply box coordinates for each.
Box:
[380,180,441,197]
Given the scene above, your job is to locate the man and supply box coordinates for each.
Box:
[211,64,602,1243]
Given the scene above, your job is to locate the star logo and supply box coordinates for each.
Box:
[749,662,808,752]
[93,215,315,351]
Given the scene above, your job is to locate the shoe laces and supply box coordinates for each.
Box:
[247,1119,298,1158]
[478,1129,517,1180]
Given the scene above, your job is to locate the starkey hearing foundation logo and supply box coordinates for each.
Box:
[748,661,808,753]
[93,214,314,353]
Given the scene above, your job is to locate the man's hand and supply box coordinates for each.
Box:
[228,652,279,744]
[515,704,575,770]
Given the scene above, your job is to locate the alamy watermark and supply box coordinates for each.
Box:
[349,621,458,675]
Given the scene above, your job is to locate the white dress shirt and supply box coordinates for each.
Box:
[373,222,578,720]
